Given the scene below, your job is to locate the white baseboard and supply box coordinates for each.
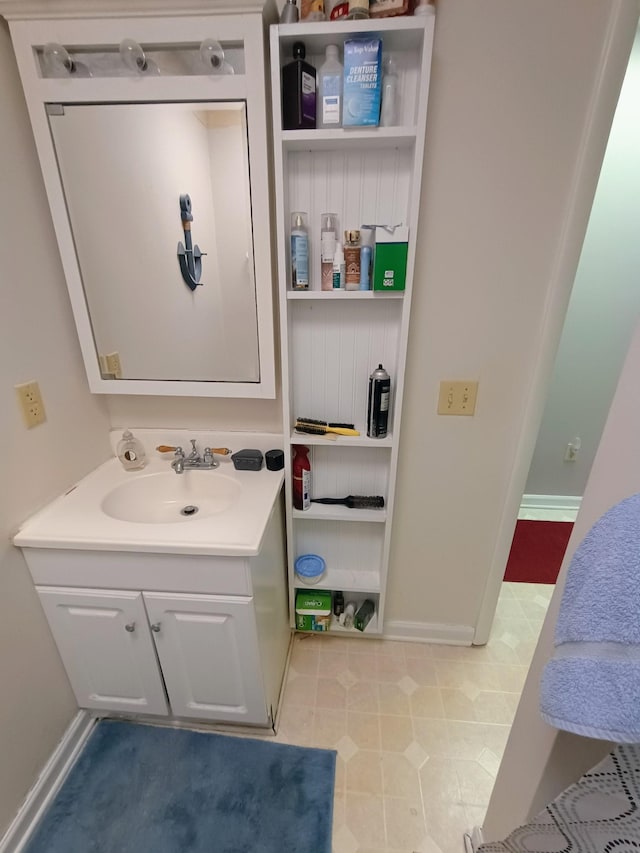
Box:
[520,494,582,513]
[384,620,474,645]
[0,711,95,853]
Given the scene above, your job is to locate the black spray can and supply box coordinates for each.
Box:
[367,364,391,438]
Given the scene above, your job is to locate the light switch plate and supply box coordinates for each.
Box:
[15,380,47,428]
[438,380,479,416]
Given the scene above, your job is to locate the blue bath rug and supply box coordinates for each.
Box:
[25,720,336,853]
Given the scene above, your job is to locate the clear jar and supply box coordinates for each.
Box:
[347,0,369,19]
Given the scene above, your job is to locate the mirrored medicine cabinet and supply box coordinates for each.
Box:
[6,11,276,398]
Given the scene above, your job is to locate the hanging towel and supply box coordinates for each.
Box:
[540,492,640,742]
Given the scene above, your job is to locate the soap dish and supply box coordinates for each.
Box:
[231,449,264,471]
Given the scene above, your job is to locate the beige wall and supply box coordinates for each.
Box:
[386,0,636,632]
[0,20,111,837]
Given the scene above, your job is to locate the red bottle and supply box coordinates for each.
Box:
[292,445,311,510]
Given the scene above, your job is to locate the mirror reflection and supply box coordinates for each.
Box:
[49,101,259,382]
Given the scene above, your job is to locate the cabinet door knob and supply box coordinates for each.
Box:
[124,622,135,632]
[150,622,161,633]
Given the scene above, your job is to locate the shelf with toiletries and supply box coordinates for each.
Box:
[287,290,404,300]
[289,430,393,447]
[281,126,417,151]
[295,587,381,635]
[271,13,434,636]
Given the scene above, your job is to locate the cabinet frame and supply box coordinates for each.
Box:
[270,16,435,635]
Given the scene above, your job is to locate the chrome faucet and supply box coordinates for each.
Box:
[171,440,219,474]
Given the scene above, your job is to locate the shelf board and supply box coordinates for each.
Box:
[277,16,429,53]
[281,126,417,151]
[293,504,387,523]
[296,568,381,593]
[290,429,393,448]
[287,290,404,300]
[329,613,380,635]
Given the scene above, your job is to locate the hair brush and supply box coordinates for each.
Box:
[295,418,360,437]
[311,495,385,509]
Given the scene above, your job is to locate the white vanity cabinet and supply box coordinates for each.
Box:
[37,588,270,725]
[21,492,289,729]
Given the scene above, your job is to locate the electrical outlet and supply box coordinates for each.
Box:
[437,380,479,416]
[15,380,47,428]
[105,352,122,379]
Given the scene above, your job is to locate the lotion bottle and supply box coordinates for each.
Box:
[116,430,146,470]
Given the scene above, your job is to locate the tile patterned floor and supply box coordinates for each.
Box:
[275,582,554,853]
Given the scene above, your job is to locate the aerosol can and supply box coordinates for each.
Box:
[367,364,391,438]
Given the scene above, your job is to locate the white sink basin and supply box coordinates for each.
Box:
[13,431,285,556]
[101,470,242,523]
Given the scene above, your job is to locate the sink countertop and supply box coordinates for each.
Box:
[14,432,285,557]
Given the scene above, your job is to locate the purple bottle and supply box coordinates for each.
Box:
[282,42,316,130]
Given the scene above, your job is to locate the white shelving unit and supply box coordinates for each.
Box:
[270,14,435,638]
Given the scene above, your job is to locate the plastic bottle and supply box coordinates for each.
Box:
[359,227,374,290]
[333,590,345,617]
[292,445,312,511]
[321,213,338,291]
[347,0,369,19]
[291,212,309,290]
[332,241,345,289]
[281,42,316,131]
[380,57,399,127]
[367,363,391,438]
[116,430,146,470]
[344,230,361,291]
[413,0,435,15]
[318,44,343,129]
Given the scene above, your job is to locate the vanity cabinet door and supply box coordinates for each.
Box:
[37,587,168,716]
[143,592,268,726]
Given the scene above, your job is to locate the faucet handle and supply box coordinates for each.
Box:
[174,446,184,457]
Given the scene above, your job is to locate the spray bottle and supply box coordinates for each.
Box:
[367,364,391,438]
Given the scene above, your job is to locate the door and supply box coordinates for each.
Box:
[143,592,268,725]
[37,586,168,715]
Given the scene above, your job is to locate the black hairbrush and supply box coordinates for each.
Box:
[311,495,385,509]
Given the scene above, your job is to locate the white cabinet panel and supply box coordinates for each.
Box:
[144,592,268,725]
[36,586,168,716]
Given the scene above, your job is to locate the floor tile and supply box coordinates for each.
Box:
[280,582,553,853]
[345,793,386,849]
[384,797,427,850]
[346,750,384,795]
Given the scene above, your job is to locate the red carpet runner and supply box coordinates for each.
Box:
[504,519,574,584]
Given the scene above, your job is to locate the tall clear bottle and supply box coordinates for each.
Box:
[320,213,338,291]
[291,212,309,290]
[318,44,343,129]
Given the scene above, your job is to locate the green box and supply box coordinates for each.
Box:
[373,226,409,291]
[295,590,332,632]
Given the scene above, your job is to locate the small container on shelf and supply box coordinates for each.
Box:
[343,38,382,127]
[295,553,326,585]
[296,589,332,631]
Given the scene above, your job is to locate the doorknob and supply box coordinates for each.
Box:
[150,623,161,632]
[124,622,135,632]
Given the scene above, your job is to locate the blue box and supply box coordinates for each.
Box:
[343,38,382,127]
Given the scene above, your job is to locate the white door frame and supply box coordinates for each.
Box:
[474,0,640,645]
